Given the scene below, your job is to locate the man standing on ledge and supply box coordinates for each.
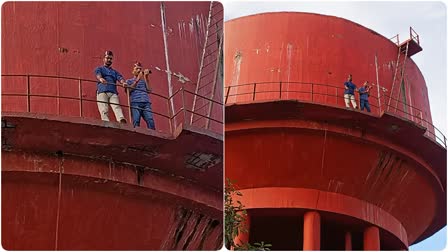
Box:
[94,50,127,123]
[358,81,372,112]
[125,62,156,130]
[344,74,358,109]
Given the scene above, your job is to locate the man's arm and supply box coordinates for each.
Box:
[143,69,152,92]
[116,71,127,87]
[95,68,107,84]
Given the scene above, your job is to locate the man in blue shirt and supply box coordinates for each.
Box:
[358,81,371,112]
[344,74,358,109]
[94,50,127,123]
[125,62,155,130]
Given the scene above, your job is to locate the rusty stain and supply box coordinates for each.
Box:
[58,47,68,53]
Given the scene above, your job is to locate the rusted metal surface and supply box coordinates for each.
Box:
[2,120,223,250]
[224,12,446,250]
[2,169,222,250]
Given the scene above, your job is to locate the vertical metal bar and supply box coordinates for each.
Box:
[336,88,338,106]
[420,111,423,128]
[253,83,257,101]
[127,86,132,125]
[225,86,230,104]
[279,81,282,99]
[311,83,314,102]
[27,75,31,112]
[375,54,381,114]
[168,97,173,134]
[78,78,83,117]
[181,88,187,126]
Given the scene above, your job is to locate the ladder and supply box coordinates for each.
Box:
[387,27,422,113]
[388,41,409,112]
[190,1,223,128]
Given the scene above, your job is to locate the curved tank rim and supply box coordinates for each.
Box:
[226,11,399,48]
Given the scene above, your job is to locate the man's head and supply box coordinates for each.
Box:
[364,81,369,87]
[132,62,143,76]
[348,74,352,82]
[103,51,113,67]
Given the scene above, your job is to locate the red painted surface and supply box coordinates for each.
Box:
[234,212,251,246]
[224,12,445,250]
[1,2,223,250]
[364,226,381,251]
[345,232,352,250]
[303,211,321,250]
[2,113,223,250]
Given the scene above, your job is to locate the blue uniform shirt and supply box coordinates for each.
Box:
[344,81,356,95]
[359,87,369,100]
[94,66,124,94]
[126,77,151,103]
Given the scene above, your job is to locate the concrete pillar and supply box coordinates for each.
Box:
[345,231,352,250]
[303,211,320,250]
[363,226,380,250]
[233,211,251,247]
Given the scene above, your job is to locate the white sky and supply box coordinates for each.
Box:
[223,1,447,250]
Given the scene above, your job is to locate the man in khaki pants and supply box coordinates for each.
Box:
[343,74,358,109]
[94,50,127,123]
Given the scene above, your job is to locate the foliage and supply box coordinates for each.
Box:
[225,178,272,250]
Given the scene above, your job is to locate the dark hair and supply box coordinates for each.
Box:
[134,61,142,67]
[105,50,113,57]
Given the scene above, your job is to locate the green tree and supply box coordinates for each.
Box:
[225,178,272,250]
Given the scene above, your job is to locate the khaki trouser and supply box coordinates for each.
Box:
[96,92,125,122]
[344,94,357,109]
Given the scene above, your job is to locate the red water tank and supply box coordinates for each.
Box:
[225,12,446,250]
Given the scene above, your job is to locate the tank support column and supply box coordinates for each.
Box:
[345,231,352,250]
[364,226,380,250]
[303,211,320,250]
[233,211,251,247]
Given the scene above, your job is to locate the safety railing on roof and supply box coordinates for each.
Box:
[225,81,446,148]
[410,26,420,45]
[389,34,400,45]
[1,74,223,136]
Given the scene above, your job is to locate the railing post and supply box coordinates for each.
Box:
[225,86,230,104]
[253,83,257,101]
[27,75,31,112]
[181,87,188,127]
[127,86,132,125]
[279,81,282,99]
[78,77,83,117]
[168,98,173,134]
[311,83,314,102]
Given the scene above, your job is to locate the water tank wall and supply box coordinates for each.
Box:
[224,12,433,127]
[2,2,222,134]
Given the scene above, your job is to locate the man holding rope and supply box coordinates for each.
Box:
[94,50,127,123]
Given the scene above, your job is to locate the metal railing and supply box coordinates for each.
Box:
[389,34,400,45]
[410,26,420,45]
[1,74,223,136]
[225,81,446,148]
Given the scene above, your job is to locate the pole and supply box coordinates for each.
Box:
[375,53,381,114]
[126,85,132,124]
[27,75,31,112]
[79,77,83,117]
